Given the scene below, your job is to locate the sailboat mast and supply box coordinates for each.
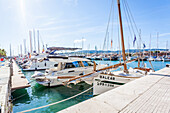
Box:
[37,30,40,54]
[24,39,26,54]
[150,34,151,57]
[128,36,129,58]
[29,31,32,53]
[157,32,159,57]
[117,0,128,72]
[166,41,168,57]
[33,29,36,52]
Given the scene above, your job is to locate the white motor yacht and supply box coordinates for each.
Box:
[33,58,107,87]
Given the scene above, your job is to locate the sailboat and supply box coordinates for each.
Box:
[93,0,154,95]
[148,34,154,61]
[154,32,163,61]
[36,0,154,93]
[163,41,170,62]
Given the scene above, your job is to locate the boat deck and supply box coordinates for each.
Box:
[58,67,170,113]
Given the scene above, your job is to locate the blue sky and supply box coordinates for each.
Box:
[0,0,170,55]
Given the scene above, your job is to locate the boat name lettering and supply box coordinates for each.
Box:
[100,75,115,80]
[97,82,114,87]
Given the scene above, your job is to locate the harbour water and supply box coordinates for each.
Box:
[12,61,170,113]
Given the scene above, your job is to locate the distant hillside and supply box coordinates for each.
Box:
[0,49,6,57]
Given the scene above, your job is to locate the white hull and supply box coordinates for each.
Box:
[93,74,139,95]
[22,61,58,71]
[23,67,49,71]
[35,65,106,87]
[148,57,154,61]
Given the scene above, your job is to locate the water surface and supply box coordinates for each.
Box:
[12,61,169,113]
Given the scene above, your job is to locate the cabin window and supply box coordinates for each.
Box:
[82,61,88,67]
[87,61,94,66]
[72,61,80,67]
[78,61,83,67]
[44,58,49,61]
[54,64,58,67]
[45,63,47,66]
[65,63,75,69]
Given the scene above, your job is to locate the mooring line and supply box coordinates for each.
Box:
[18,87,93,113]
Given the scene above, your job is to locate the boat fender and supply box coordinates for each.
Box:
[21,76,26,78]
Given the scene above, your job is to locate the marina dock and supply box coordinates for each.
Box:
[0,62,11,113]
[11,60,30,90]
[58,67,170,113]
[0,60,30,113]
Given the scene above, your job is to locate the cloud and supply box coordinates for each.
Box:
[152,32,170,38]
[74,38,86,43]
[159,33,170,37]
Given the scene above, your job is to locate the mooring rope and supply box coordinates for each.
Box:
[18,87,93,113]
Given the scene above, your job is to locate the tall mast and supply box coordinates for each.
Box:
[157,32,159,57]
[37,30,40,54]
[10,44,12,57]
[24,39,26,54]
[33,29,36,52]
[29,31,32,53]
[117,0,128,72]
[149,34,151,57]
[128,36,129,58]
[82,37,84,50]
[20,44,22,57]
[166,41,168,57]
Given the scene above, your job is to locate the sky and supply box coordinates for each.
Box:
[0,0,170,55]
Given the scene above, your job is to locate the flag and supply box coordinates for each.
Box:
[42,45,45,53]
[29,53,31,58]
[143,43,146,48]
[111,39,113,48]
[133,35,136,47]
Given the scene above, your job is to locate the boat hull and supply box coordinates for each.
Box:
[93,74,138,95]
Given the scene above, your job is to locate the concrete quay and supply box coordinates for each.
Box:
[58,67,170,113]
[0,59,30,113]
[0,61,11,113]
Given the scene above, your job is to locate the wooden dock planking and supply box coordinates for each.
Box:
[11,60,30,90]
[58,67,170,113]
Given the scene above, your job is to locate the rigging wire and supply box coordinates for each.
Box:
[103,0,114,50]
[110,0,115,51]
[117,15,121,64]
[122,0,141,56]
[122,0,133,42]
[124,0,145,47]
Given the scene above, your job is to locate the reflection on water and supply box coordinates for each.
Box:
[12,61,169,113]
[12,70,93,113]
